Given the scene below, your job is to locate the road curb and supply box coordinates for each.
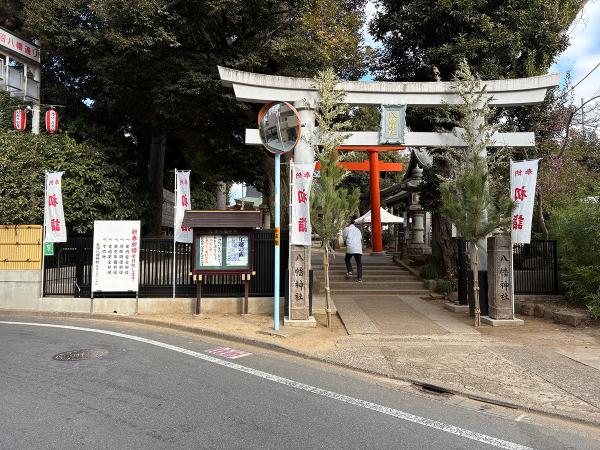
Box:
[1,309,599,428]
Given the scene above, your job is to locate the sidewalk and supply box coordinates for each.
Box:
[4,293,600,427]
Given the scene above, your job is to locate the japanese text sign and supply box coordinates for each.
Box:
[289,246,310,320]
[44,172,67,243]
[175,170,192,243]
[379,104,406,144]
[291,162,315,246]
[92,220,141,292]
[510,159,540,244]
[0,28,40,63]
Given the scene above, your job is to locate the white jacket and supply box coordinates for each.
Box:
[343,224,363,254]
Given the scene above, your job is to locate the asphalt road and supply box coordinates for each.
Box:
[1,316,599,450]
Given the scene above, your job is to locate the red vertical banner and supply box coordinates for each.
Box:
[44,172,67,243]
[290,162,315,246]
[510,159,540,244]
[174,170,193,243]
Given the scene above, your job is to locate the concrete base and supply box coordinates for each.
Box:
[444,302,469,313]
[481,316,524,327]
[284,316,317,328]
[1,296,284,315]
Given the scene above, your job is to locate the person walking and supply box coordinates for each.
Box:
[342,220,363,282]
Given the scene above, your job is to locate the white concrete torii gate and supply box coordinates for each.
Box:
[218,66,560,322]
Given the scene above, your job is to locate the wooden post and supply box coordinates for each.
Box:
[195,277,202,315]
[243,276,250,314]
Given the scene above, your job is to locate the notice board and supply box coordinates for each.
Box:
[194,233,250,270]
[92,220,141,293]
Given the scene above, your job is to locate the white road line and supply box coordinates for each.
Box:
[1,321,533,450]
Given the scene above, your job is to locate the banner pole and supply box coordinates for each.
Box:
[274,154,281,331]
[288,160,293,320]
[173,169,177,298]
[40,171,47,299]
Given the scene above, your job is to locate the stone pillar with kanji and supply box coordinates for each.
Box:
[487,235,514,320]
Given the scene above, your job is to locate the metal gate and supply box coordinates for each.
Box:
[513,240,559,294]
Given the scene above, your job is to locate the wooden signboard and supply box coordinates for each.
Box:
[183,211,262,315]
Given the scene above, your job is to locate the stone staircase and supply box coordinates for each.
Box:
[312,254,430,297]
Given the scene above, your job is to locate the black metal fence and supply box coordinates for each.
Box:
[513,240,559,294]
[43,230,289,298]
[456,239,559,296]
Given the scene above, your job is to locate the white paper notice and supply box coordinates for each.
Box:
[196,235,223,267]
[92,220,141,292]
[226,235,249,267]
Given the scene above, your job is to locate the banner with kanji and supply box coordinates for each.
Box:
[92,220,141,292]
[44,172,67,243]
[510,159,540,244]
[290,162,315,246]
[174,170,193,243]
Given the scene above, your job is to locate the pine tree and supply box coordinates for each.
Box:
[439,61,514,326]
[308,68,360,328]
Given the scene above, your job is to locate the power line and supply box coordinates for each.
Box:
[564,60,600,96]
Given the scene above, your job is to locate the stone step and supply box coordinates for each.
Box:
[326,270,423,282]
[313,265,410,272]
[331,288,430,296]
[329,281,424,289]
[321,271,412,277]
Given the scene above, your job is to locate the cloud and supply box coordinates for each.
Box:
[550,1,600,100]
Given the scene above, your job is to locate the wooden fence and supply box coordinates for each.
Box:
[0,225,42,269]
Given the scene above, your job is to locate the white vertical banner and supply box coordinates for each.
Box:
[290,162,315,246]
[174,170,192,243]
[510,159,540,244]
[44,172,67,243]
[92,220,141,292]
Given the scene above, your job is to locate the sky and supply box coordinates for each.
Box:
[550,0,600,101]
[230,1,600,202]
[361,1,600,100]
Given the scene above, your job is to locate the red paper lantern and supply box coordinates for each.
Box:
[45,108,59,135]
[13,108,26,131]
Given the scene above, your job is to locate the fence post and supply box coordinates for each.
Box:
[552,240,559,294]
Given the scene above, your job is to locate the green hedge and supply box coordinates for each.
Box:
[549,189,600,318]
[0,130,145,234]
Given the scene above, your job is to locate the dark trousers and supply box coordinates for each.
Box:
[344,253,363,279]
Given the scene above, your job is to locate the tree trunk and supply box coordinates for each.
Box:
[147,128,166,237]
[537,191,549,240]
[469,242,481,327]
[432,212,457,276]
[323,245,332,328]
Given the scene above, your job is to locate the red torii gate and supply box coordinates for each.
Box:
[317,145,405,254]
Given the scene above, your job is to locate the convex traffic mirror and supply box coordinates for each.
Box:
[258,101,302,154]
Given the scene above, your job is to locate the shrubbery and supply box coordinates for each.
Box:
[0,130,145,234]
[549,187,600,318]
[419,262,441,280]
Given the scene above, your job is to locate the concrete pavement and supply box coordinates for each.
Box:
[2,254,599,428]
[2,317,600,449]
